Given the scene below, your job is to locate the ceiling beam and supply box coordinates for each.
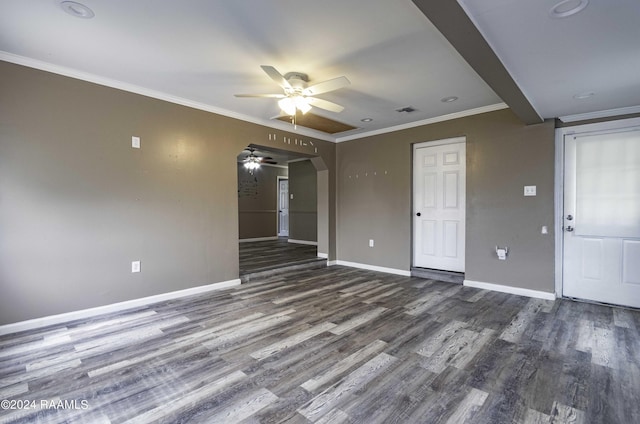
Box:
[411,0,543,125]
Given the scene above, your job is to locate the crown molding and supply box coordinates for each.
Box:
[559,105,640,123]
[0,51,336,142]
[334,103,509,142]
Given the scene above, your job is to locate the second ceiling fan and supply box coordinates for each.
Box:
[235,65,350,116]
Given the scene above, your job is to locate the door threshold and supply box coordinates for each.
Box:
[562,296,640,311]
[411,267,464,284]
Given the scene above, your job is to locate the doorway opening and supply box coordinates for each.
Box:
[237,144,327,281]
[411,137,466,283]
[555,117,640,308]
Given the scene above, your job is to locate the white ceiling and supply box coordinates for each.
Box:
[459,0,640,121]
[0,0,638,142]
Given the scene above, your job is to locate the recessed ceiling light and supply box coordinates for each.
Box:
[360,118,373,122]
[573,91,595,100]
[60,1,95,19]
[549,0,589,18]
[441,96,458,103]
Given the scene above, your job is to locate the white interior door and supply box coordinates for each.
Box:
[563,127,640,308]
[413,139,466,272]
[278,178,289,237]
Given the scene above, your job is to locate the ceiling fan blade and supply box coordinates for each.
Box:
[307,97,345,113]
[303,76,350,96]
[234,93,285,98]
[261,65,292,90]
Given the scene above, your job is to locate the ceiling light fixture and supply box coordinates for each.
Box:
[361,118,373,122]
[243,153,262,174]
[278,95,311,116]
[549,0,589,18]
[573,91,595,100]
[441,96,459,103]
[59,1,95,19]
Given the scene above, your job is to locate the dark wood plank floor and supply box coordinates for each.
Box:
[239,238,321,275]
[1,266,639,423]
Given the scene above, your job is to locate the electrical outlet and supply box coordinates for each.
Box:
[524,185,536,196]
[131,260,141,273]
[369,239,374,248]
[290,193,294,200]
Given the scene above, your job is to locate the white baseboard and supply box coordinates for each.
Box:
[288,239,318,246]
[334,260,411,277]
[239,236,279,243]
[327,260,338,266]
[317,252,328,259]
[463,279,556,301]
[0,278,241,336]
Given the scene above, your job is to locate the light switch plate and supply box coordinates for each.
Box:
[132,136,141,149]
[131,261,141,273]
[524,185,536,196]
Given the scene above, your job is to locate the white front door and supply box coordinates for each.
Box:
[413,138,466,272]
[562,126,640,308]
[278,178,289,237]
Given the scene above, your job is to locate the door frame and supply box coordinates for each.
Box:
[554,116,640,298]
[412,136,466,270]
[277,175,289,237]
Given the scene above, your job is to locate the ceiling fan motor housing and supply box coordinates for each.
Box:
[284,72,309,95]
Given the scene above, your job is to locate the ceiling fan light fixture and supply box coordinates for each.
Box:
[243,154,262,174]
[295,97,312,115]
[278,97,297,116]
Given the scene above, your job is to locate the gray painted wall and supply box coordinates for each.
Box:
[337,109,556,293]
[288,160,318,242]
[0,62,335,325]
[237,164,287,239]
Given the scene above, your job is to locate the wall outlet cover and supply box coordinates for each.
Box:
[131,260,141,273]
[524,185,536,196]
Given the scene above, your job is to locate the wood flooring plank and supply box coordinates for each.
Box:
[250,322,337,360]
[120,369,246,423]
[443,387,489,424]
[301,340,388,392]
[297,352,398,422]
[329,307,387,336]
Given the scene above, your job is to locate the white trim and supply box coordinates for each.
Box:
[317,252,328,258]
[287,239,318,246]
[335,103,508,142]
[554,127,565,298]
[286,158,312,163]
[559,105,640,123]
[0,51,335,142]
[327,260,338,266]
[0,279,241,336]
[413,136,466,149]
[334,260,411,276]
[239,236,279,243]
[463,280,556,301]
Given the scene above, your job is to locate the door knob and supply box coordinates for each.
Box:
[566,214,573,221]
[416,212,421,217]
[565,226,574,232]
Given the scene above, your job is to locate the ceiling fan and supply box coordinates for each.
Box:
[242,147,277,174]
[235,65,350,116]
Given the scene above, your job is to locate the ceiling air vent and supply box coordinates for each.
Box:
[396,106,417,113]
